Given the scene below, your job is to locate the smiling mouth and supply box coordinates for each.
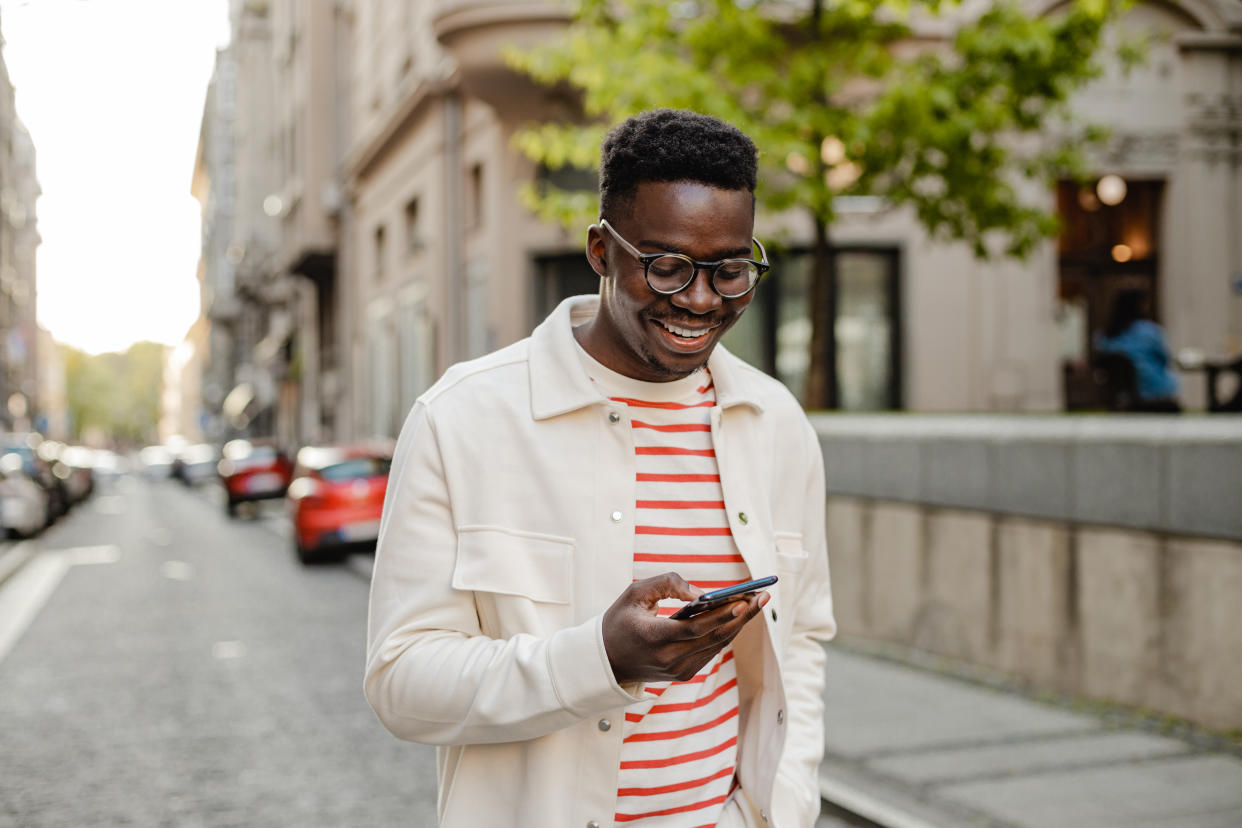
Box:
[655,319,716,339]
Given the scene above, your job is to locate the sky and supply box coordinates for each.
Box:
[1,0,229,355]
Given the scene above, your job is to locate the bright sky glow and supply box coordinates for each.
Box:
[2,0,229,354]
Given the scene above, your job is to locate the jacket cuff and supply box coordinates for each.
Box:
[547,614,647,716]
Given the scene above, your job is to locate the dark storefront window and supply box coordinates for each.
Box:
[1057,178,1163,410]
[534,245,902,411]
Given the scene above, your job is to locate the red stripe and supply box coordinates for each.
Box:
[610,396,715,410]
[623,706,738,743]
[632,420,711,433]
[636,526,732,536]
[634,552,744,563]
[616,765,734,798]
[615,792,730,822]
[636,499,726,510]
[625,678,738,723]
[619,735,737,770]
[650,677,738,715]
[697,383,714,394]
[636,473,720,483]
[635,446,716,457]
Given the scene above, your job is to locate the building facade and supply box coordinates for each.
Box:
[206,0,1241,446]
[0,29,39,433]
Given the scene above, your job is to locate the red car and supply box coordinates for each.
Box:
[218,439,293,517]
[286,444,391,564]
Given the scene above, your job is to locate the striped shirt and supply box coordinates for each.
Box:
[576,345,750,827]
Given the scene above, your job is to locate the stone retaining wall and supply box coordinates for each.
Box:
[811,415,1242,730]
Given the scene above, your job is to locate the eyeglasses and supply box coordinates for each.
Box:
[599,219,769,300]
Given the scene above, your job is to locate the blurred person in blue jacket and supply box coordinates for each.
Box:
[1094,288,1180,411]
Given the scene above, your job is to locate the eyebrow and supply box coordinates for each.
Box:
[635,238,756,259]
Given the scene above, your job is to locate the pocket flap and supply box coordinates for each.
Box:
[774,533,809,572]
[453,526,574,604]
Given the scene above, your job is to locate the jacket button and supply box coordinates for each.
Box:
[608,411,620,423]
[598,718,611,732]
[610,510,623,522]
[760,810,769,822]
[777,709,784,725]
[588,821,601,828]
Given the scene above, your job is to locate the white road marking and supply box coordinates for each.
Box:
[0,545,122,667]
[212,640,246,659]
[0,553,71,665]
[65,545,122,565]
[0,540,34,584]
[160,560,194,581]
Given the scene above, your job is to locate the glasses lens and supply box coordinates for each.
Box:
[713,261,759,298]
[646,255,695,292]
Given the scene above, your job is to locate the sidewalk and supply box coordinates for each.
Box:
[820,643,1242,828]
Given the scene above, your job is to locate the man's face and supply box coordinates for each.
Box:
[584,180,758,382]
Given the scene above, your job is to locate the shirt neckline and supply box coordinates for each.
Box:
[572,332,710,403]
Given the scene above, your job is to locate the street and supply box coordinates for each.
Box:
[0,474,438,827]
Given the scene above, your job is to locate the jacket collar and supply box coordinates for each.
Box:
[529,295,767,420]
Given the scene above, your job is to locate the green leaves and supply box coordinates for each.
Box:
[508,0,1128,260]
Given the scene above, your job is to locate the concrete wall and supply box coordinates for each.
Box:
[815,415,1242,730]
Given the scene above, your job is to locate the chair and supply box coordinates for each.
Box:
[1092,352,1139,412]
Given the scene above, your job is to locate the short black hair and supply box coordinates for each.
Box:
[599,109,758,221]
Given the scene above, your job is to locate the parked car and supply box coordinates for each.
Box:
[55,444,96,504]
[286,444,391,564]
[173,443,220,486]
[218,439,292,516]
[0,452,49,538]
[1,433,68,523]
[139,445,175,479]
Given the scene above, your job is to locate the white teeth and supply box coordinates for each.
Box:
[659,321,710,338]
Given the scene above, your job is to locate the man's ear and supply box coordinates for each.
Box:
[585,224,608,278]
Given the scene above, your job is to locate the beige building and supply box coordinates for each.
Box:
[0,29,39,432]
[212,0,1241,444]
[337,0,1241,442]
[159,317,208,444]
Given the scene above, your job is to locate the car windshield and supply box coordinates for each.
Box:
[320,457,391,481]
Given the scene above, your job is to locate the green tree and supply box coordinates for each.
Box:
[64,341,165,446]
[508,0,1138,407]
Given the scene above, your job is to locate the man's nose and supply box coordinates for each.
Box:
[672,266,722,314]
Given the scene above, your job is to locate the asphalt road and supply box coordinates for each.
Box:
[0,474,438,827]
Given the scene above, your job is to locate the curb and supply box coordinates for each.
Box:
[0,540,36,589]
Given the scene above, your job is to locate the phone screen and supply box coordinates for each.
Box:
[669,575,778,620]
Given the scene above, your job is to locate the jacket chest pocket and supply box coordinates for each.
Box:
[772,533,810,651]
[452,526,575,639]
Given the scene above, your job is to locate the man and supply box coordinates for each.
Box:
[366,109,835,827]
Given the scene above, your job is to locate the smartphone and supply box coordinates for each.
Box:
[670,576,778,620]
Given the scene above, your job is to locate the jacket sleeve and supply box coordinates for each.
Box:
[364,401,643,746]
[771,419,836,827]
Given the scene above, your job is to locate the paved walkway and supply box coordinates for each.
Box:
[819,643,1242,828]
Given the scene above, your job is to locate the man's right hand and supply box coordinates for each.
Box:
[602,572,769,685]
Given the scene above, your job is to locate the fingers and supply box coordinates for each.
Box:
[667,591,769,645]
[628,571,702,608]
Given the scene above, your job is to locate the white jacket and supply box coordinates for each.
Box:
[366,296,836,827]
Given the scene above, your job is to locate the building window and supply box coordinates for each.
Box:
[404,198,422,253]
[466,163,484,229]
[373,224,386,282]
